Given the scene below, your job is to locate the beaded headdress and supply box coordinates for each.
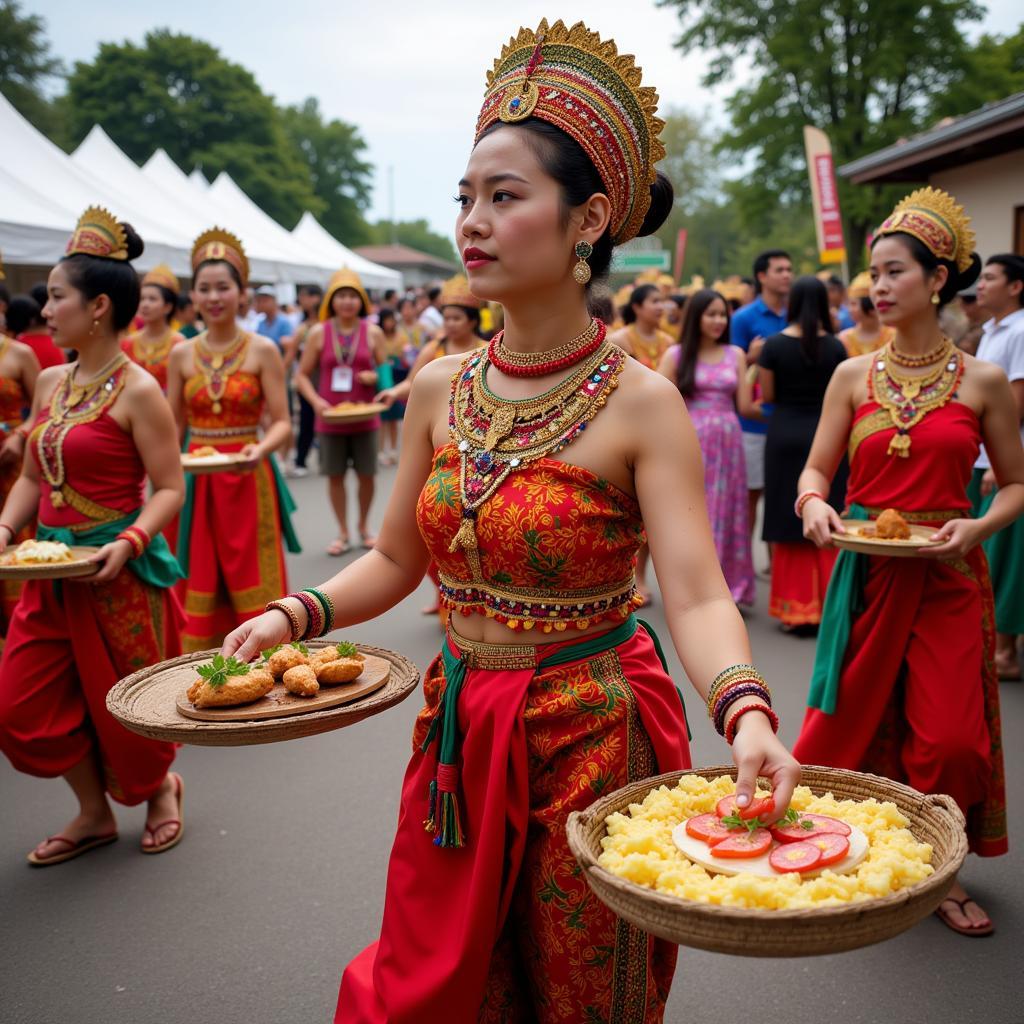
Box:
[191,227,249,286]
[439,274,483,310]
[319,268,370,321]
[65,206,129,261]
[475,19,665,246]
[142,263,180,294]
[876,187,975,273]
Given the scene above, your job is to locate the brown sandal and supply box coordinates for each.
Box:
[934,896,994,936]
[27,831,118,867]
[141,772,184,855]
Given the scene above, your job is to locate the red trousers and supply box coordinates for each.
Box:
[0,572,180,805]
[794,549,1006,856]
[336,625,691,1023]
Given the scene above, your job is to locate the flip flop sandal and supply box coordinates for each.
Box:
[27,831,119,867]
[934,896,994,936]
[141,773,185,855]
[327,538,351,556]
[360,533,377,550]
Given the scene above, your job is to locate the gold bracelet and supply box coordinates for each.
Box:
[706,664,762,716]
[265,599,303,642]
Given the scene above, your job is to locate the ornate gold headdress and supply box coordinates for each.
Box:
[65,206,129,261]
[439,274,483,310]
[475,19,665,246]
[848,271,872,299]
[142,263,180,294]
[191,227,249,286]
[876,187,975,273]
[319,268,370,321]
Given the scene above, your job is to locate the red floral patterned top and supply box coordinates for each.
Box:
[417,442,645,632]
[184,371,263,452]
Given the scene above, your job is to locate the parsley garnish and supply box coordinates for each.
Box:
[780,807,815,830]
[720,811,768,835]
[196,654,250,689]
[334,641,358,658]
[261,644,283,663]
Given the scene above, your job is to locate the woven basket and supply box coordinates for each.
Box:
[566,765,967,957]
[106,641,420,747]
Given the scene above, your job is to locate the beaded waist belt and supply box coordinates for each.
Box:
[190,425,260,439]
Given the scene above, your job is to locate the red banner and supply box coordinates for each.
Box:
[814,154,846,253]
[674,229,688,285]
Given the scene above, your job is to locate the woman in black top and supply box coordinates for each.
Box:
[758,276,847,631]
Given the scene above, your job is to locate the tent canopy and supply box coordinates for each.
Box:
[292,212,402,291]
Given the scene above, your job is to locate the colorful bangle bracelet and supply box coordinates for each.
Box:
[706,664,766,717]
[711,679,768,730]
[265,599,303,642]
[725,703,780,745]
[714,683,772,736]
[794,490,826,518]
[116,531,144,559]
[303,588,334,635]
[292,591,323,640]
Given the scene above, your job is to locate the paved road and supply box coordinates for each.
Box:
[2,463,1021,1024]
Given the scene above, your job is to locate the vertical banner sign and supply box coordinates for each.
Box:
[674,228,688,285]
[803,126,847,265]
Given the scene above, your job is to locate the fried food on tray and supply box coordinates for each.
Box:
[860,508,912,540]
[187,655,274,708]
[283,664,319,697]
[316,657,365,686]
[190,446,220,458]
[266,644,309,678]
[4,539,75,565]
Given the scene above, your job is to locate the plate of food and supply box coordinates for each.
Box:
[832,508,943,557]
[106,639,420,746]
[0,539,100,579]
[566,765,967,957]
[321,401,386,424]
[181,447,250,474]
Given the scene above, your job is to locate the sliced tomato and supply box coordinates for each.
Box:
[769,841,822,873]
[771,812,852,843]
[684,813,741,846]
[808,832,850,867]
[715,795,776,821]
[710,828,772,859]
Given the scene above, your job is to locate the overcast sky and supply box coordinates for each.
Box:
[31,0,1022,242]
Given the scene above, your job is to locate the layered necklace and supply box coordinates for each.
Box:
[628,324,664,366]
[871,337,962,457]
[449,336,626,572]
[38,352,129,507]
[132,327,176,368]
[488,319,604,377]
[195,330,250,414]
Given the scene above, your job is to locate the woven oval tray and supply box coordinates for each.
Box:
[833,520,943,558]
[322,402,386,424]
[181,453,252,475]
[566,765,967,958]
[106,641,420,747]
[0,546,100,580]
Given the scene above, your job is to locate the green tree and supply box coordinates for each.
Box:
[369,219,458,264]
[660,0,985,266]
[934,26,1024,118]
[0,0,64,137]
[282,98,373,246]
[64,30,319,228]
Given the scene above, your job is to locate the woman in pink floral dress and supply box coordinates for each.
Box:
[660,288,759,605]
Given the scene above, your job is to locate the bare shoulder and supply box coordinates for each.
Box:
[832,352,872,383]
[963,352,1008,386]
[123,361,164,402]
[168,338,195,367]
[615,356,686,416]
[411,351,464,396]
[35,363,67,394]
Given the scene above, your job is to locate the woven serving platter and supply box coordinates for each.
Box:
[322,402,386,424]
[0,546,100,580]
[181,453,251,475]
[832,520,943,558]
[566,765,967,958]
[107,641,419,746]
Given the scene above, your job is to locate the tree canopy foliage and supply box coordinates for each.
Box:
[0,0,64,138]
[368,219,458,264]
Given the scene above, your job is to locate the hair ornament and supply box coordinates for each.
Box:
[876,187,975,273]
[66,206,130,261]
[191,227,249,286]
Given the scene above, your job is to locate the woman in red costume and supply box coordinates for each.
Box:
[121,263,184,392]
[795,187,1024,936]
[295,269,386,556]
[0,329,41,636]
[167,228,298,653]
[0,207,186,865]
[224,20,799,1021]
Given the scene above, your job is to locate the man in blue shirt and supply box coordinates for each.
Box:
[254,285,292,351]
[826,275,855,331]
[730,249,791,538]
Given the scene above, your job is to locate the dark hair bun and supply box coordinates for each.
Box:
[941,251,981,304]
[637,171,674,237]
[121,221,145,262]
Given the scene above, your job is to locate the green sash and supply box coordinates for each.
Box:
[806,504,870,715]
[176,454,301,576]
[37,510,183,590]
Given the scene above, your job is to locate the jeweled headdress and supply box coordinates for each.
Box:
[142,263,180,294]
[191,227,249,286]
[66,206,129,261]
[439,274,483,310]
[475,19,665,246]
[319,268,370,321]
[876,188,975,273]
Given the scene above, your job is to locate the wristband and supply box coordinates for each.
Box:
[713,682,772,736]
[303,588,334,635]
[706,663,763,716]
[725,702,780,745]
[292,591,324,640]
[115,531,144,559]
[265,599,303,642]
[795,490,826,518]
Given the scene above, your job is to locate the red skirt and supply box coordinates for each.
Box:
[769,541,838,626]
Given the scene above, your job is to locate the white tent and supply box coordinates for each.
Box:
[291,212,401,291]
[189,167,209,190]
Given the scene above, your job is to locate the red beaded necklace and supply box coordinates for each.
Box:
[487,319,606,377]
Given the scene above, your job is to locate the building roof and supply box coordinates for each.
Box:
[839,91,1024,184]
[354,243,458,274]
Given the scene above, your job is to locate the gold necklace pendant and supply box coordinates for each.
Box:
[211,354,224,370]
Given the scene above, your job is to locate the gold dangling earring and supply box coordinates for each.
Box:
[90,318,99,336]
[930,293,940,305]
[572,240,593,286]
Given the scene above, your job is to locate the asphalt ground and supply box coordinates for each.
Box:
[2,460,1021,1024]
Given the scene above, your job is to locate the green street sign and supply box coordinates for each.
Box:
[611,251,671,271]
